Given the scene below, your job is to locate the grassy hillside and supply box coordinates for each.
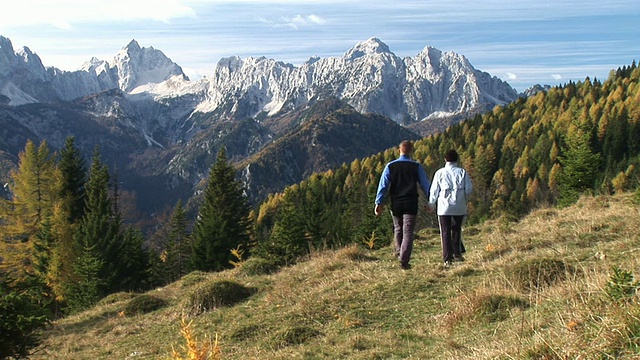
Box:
[33,192,640,359]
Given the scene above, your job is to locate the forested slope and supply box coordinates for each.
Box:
[253,63,640,265]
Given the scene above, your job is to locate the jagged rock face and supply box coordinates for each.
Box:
[0,36,187,105]
[200,38,519,124]
[1,35,517,126]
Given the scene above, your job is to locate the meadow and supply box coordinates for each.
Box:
[32,192,640,359]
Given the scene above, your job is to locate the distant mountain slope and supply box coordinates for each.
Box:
[239,99,421,202]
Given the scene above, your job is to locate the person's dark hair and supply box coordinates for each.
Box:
[445,150,459,162]
[399,140,413,154]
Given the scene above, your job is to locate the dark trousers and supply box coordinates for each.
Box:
[438,215,464,262]
[392,214,417,265]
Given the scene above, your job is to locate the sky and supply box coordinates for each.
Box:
[0,0,638,92]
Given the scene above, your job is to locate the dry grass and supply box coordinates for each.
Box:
[31,193,640,359]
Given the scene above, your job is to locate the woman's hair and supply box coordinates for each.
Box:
[445,149,459,162]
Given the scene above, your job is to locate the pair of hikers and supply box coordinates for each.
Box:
[374,140,473,269]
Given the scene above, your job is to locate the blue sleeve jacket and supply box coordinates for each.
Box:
[375,155,431,205]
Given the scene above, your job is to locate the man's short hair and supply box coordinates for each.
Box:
[399,140,413,154]
[445,149,459,162]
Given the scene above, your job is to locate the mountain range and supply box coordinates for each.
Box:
[0,35,522,217]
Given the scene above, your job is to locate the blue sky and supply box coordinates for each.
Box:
[0,0,638,92]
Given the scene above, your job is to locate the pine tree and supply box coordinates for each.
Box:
[57,136,86,223]
[0,273,51,359]
[166,200,191,282]
[64,240,104,312]
[47,202,78,306]
[118,226,150,291]
[254,188,307,265]
[71,147,119,298]
[557,124,602,207]
[191,147,251,272]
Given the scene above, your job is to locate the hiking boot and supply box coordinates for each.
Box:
[400,262,411,270]
[443,260,453,268]
[453,254,465,262]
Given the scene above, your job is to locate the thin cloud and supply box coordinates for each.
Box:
[552,74,563,80]
[277,14,327,29]
[506,72,518,80]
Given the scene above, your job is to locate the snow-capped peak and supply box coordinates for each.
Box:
[343,37,391,60]
[110,39,187,92]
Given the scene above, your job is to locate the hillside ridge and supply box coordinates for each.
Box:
[33,192,640,359]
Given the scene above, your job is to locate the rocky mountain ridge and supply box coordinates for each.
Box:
[0,35,526,216]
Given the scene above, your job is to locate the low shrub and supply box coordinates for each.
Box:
[605,266,640,303]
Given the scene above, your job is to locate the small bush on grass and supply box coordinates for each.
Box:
[124,294,168,315]
[605,266,640,303]
[170,318,221,360]
[185,280,255,315]
[509,258,573,291]
[337,245,378,262]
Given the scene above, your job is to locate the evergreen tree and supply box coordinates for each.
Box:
[557,125,602,207]
[106,167,148,292]
[191,147,251,271]
[254,188,307,265]
[166,200,191,282]
[118,226,150,291]
[71,147,120,298]
[64,240,104,312]
[0,273,51,359]
[57,136,86,223]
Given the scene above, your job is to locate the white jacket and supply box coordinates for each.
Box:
[429,162,473,216]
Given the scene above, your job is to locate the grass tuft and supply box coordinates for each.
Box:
[96,292,136,306]
[272,326,322,348]
[237,257,280,276]
[180,271,209,288]
[123,294,168,316]
[184,280,255,315]
[508,258,573,290]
